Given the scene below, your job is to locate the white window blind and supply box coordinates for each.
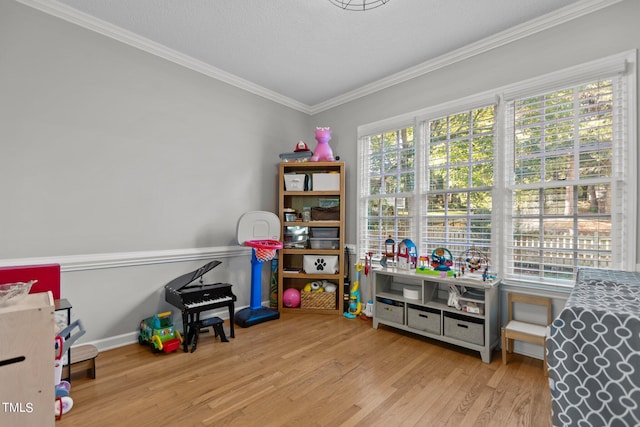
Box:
[504,76,629,284]
[358,127,416,257]
[422,105,495,260]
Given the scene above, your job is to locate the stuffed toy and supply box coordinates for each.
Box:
[310,127,335,162]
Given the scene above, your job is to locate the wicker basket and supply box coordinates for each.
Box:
[300,291,336,310]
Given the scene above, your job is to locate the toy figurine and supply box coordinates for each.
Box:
[381,235,395,267]
[431,247,454,271]
[457,246,490,274]
[418,256,430,269]
[310,127,335,162]
[397,239,418,270]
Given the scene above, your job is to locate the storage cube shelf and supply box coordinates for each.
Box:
[373,268,499,363]
[278,162,345,314]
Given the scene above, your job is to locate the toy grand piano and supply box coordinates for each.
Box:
[164,260,236,352]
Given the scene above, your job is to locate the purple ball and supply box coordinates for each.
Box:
[282,288,301,308]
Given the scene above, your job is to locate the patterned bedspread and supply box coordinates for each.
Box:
[546,269,640,426]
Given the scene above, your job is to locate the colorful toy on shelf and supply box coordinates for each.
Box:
[416,264,456,276]
[431,247,454,271]
[416,248,456,276]
[456,246,490,274]
[397,239,418,270]
[418,256,430,269]
[279,141,312,162]
[344,262,363,319]
[138,311,183,353]
[380,235,395,267]
[310,127,335,162]
[322,281,337,293]
[303,280,337,293]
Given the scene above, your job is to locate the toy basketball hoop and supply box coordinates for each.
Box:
[245,239,283,263]
[235,211,282,327]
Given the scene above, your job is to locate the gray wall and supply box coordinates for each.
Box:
[0,0,311,258]
[0,1,311,345]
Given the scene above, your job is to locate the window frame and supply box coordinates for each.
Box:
[356,50,636,289]
[419,104,497,262]
[357,126,418,257]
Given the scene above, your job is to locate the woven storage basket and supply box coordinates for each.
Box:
[310,206,340,221]
[300,291,336,310]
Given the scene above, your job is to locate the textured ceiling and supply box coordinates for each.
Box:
[48,0,587,110]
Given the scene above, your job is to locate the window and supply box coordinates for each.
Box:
[505,78,626,285]
[423,106,495,260]
[357,51,635,288]
[358,127,416,257]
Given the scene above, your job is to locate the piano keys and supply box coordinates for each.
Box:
[164,260,236,352]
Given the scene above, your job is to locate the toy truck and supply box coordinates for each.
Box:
[138,311,182,353]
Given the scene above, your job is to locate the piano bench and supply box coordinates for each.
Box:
[188,317,229,352]
[198,316,228,342]
[70,344,99,379]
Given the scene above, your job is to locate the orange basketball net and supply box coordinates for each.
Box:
[245,239,283,263]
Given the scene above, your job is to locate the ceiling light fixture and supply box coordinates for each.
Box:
[328,0,391,11]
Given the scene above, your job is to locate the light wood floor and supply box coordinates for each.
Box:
[58,313,551,427]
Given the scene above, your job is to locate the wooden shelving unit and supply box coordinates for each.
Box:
[277,162,345,314]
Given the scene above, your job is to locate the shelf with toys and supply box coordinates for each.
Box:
[373,245,499,363]
[277,161,345,314]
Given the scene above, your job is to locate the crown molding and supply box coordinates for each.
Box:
[14,0,313,114]
[16,0,623,116]
[309,0,625,114]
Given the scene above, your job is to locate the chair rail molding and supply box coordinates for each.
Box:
[0,246,250,272]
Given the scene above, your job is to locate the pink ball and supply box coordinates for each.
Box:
[282,288,301,308]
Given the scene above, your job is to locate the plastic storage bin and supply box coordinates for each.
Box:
[284,174,306,191]
[309,238,339,249]
[284,226,308,248]
[311,227,339,238]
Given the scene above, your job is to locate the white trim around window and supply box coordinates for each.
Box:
[357,50,637,288]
